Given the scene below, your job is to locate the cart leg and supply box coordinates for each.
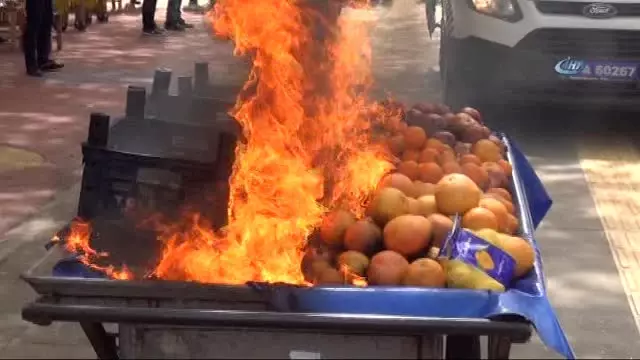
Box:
[80,322,119,360]
[445,335,481,359]
[487,336,512,359]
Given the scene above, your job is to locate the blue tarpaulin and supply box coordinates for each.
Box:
[51,137,574,359]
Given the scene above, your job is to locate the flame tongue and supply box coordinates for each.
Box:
[63,0,397,285]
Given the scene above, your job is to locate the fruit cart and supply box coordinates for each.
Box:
[19,103,574,358]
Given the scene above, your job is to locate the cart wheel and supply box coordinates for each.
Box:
[96,13,109,22]
[74,19,87,31]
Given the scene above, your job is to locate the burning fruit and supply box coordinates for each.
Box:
[337,250,370,277]
[343,218,382,255]
[320,210,357,248]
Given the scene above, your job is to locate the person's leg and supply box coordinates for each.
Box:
[175,0,193,28]
[141,0,161,33]
[37,0,61,70]
[164,0,182,29]
[23,0,43,76]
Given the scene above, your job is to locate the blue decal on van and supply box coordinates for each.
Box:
[554,58,585,76]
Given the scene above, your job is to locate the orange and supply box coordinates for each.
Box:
[388,135,405,155]
[418,148,439,163]
[383,215,433,257]
[505,213,519,234]
[472,139,502,163]
[402,258,446,287]
[500,235,535,277]
[397,160,419,180]
[498,159,513,176]
[402,149,421,162]
[461,163,489,190]
[459,154,482,166]
[418,162,444,184]
[479,197,509,232]
[434,173,482,215]
[437,150,457,166]
[461,207,499,231]
[483,193,515,215]
[413,180,436,197]
[425,138,445,152]
[404,126,427,149]
[441,161,462,175]
[486,187,513,202]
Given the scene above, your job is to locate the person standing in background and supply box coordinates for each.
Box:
[165,0,193,31]
[23,0,63,77]
[182,0,204,14]
[141,0,163,35]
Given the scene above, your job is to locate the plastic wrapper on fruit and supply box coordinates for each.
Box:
[437,216,516,292]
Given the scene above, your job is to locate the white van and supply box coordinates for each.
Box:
[428,0,640,109]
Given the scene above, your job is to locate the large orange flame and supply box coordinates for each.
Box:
[61,0,399,286]
[152,0,394,285]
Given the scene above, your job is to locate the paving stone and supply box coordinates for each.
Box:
[0,338,95,359]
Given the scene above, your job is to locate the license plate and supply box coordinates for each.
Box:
[554,57,639,82]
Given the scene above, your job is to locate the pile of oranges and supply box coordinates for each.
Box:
[304,103,535,289]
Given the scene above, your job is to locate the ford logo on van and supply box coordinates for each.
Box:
[582,3,618,19]
[554,58,586,76]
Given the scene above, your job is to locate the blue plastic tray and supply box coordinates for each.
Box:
[51,136,574,359]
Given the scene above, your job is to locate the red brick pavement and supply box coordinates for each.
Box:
[0,8,243,237]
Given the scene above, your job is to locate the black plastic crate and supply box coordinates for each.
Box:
[138,62,245,125]
[77,112,239,229]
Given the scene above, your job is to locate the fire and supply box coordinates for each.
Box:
[56,219,133,280]
[60,0,400,286]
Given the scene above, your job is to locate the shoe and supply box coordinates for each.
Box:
[26,69,43,77]
[178,19,194,28]
[142,27,165,35]
[164,22,186,31]
[39,60,64,72]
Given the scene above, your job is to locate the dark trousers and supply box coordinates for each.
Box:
[23,0,53,71]
[166,0,182,25]
[142,0,158,30]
